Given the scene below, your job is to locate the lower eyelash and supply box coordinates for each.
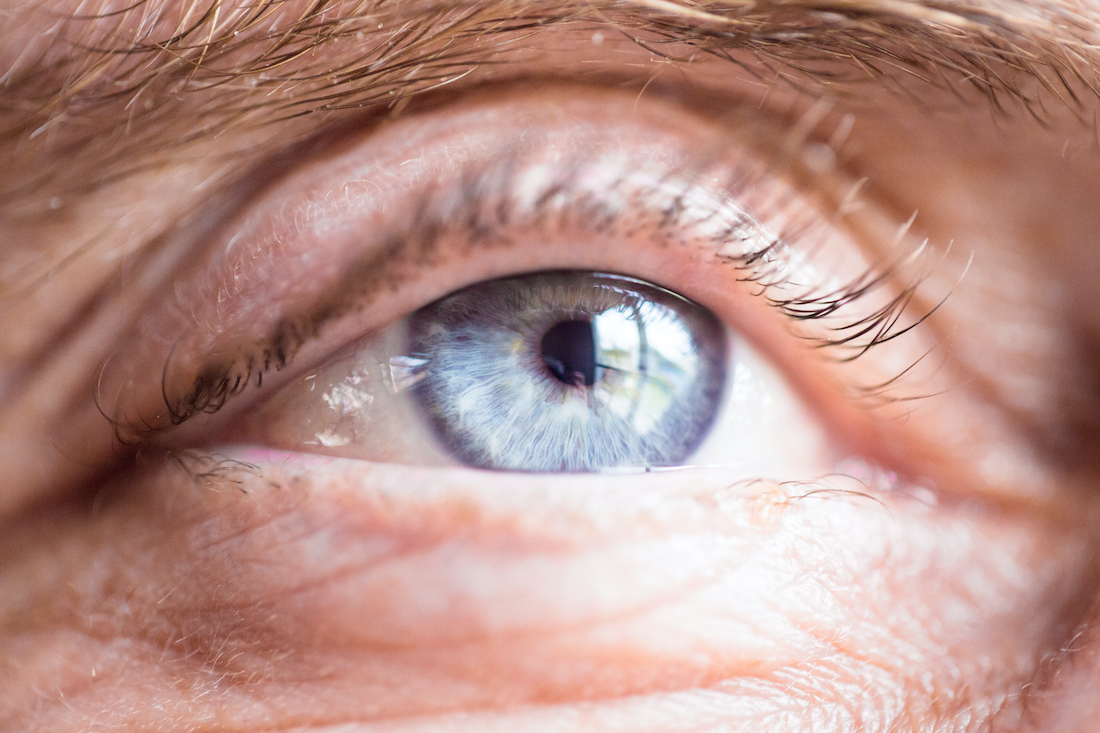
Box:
[149,137,937,436]
[162,447,910,512]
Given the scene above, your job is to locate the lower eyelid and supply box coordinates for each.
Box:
[10,455,1089,730]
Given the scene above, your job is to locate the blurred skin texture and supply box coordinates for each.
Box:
[3,0,1100,731]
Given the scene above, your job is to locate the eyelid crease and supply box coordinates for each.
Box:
[150,141,932,436]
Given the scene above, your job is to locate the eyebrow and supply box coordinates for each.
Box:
[2,0,1099,208]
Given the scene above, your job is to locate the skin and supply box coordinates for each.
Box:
[3,1,1100,731]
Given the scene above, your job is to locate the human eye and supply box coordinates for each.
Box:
[118,88,900,481]
[5,5,1100,732]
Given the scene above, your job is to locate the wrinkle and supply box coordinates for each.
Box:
[1,458,1095,730]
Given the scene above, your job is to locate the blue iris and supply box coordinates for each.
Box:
[408,271,727,471]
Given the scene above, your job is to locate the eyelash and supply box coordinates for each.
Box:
[123,134,936,444]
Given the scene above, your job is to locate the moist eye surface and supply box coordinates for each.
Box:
[408,271,727,472]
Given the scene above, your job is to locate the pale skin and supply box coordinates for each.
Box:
[3,0,1100,731]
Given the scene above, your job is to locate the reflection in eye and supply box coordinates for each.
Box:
[407,270,726,471]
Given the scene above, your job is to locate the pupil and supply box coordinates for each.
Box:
[541,319,597,387]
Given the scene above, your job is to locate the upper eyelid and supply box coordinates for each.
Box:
[164,149,780,425]
[93,88,941,457]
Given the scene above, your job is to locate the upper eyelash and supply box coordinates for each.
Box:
[131,137,938,441]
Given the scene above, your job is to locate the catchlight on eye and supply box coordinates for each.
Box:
[407,271,726,472]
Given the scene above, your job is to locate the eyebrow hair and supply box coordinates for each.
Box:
[1,0,1098,209]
